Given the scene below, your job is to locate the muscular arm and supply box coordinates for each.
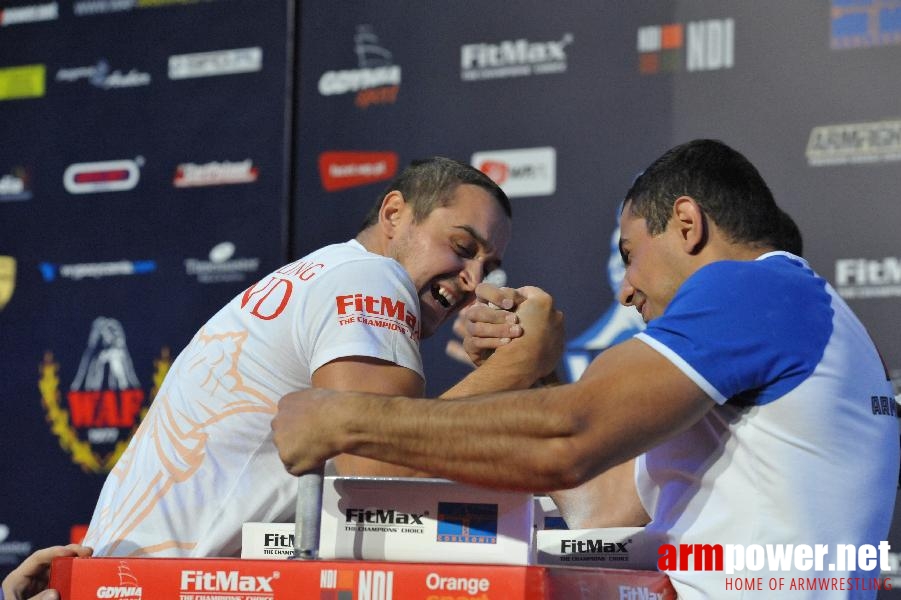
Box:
[551,459,649,528]
[275,337,715,491]
[550,356,650,528]
[312,356,428,477]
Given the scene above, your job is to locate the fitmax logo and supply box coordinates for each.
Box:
[345,508,425,525]
[180,571,274,592]
[561,539,631,554]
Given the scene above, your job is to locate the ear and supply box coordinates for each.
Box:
[671,196,707,254]
[378,190,406,238]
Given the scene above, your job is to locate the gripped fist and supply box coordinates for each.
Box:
[457,283,524,366]
[489,285,564,379]
[273,389,341,476]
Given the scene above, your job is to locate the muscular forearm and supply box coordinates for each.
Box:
[335,386,591,491]
[441,350,542,399]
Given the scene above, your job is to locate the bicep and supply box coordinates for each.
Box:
[570,338,715,477]
[312,356,424,395]
[312,356,427,477]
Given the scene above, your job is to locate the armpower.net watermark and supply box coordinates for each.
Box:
[658,541,893,593]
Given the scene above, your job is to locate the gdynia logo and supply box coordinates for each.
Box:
[658,542,893,592]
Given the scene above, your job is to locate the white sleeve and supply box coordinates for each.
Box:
[299,257,424,379]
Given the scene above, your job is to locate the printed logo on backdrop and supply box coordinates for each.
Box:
[180,568,278,599]
[185,241,260,284]
[436,502,498,544]
[0,524,32,568]
[835,256,901,299]
[63,158,143,194]
[806,119,901,166]
[74,0,216,17]
[95,561,142,600]
[0,2,58,26]
[831,0,901,49]
[168,47,262,80]
[0,167,33,201]
[318,151,398,192]
[39,259,156,282]
[40,317,171,473]
[0,64,46,101]
[318,25,401,109]
[461,33,573,81]
[174,159,259,187]
[0,256,15,311]
[321,568,395,600]
[471,147,556,198]
[55,59,150,89]
[637,18,734,74]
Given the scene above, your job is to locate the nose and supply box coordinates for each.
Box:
[459,259,483,292]
[618,278,636,306]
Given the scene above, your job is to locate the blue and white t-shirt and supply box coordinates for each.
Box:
[635,252,898,599]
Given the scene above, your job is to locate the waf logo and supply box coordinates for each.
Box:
[318,151,398,192]
[40,317,170,473]
[318,24,401,109]
[436,502,498,544]
[637,18,734,74]
[321,568,394,600]
[63,158,142,194]
[95,561,142,599]
[335,292,419,340]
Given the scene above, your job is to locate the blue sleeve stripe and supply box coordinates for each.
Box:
[636,333,728,404]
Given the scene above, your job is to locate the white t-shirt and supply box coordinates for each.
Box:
[635,253,898,599]
[84,240,423,557]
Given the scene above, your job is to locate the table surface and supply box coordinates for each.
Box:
[50,555,677,599]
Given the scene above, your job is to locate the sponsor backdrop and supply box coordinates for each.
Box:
[2,0,900,591]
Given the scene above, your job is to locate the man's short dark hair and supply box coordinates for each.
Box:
[624,139,798,251]
[360,156,511,231]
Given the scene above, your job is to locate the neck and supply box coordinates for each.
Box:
[355,227,387,257]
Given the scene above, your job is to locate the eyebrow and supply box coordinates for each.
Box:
[453,225,503,269]
[618,238,628,264]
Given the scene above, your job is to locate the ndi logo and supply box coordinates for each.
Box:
[637,18,734,74]
[436,502,498,544]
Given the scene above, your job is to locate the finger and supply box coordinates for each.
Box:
[465,319,522,341]
[464,303,518,326]
[31,590,60,600]
[474,283,523,310]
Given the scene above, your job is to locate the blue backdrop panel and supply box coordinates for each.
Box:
[0,0,292,574]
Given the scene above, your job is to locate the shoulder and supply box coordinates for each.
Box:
[299,241,412,287]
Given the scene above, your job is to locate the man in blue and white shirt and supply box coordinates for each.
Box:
[275,139,898,599]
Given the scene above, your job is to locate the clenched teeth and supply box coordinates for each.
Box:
[432,284,456,308]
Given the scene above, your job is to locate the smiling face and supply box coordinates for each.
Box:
[388,183,511,339]
[616,201,687,323]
